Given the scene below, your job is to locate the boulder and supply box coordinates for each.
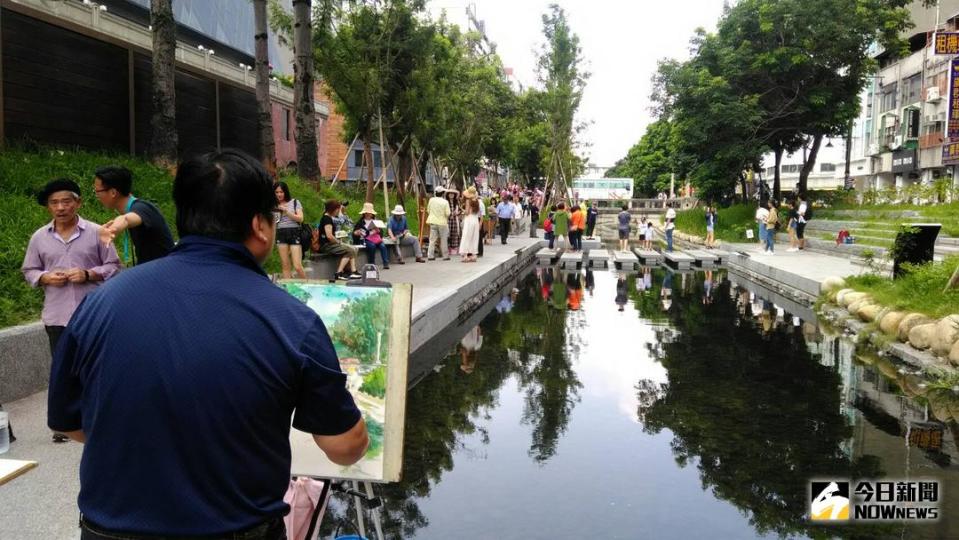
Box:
[951,340,959,365]
[898,313,934,342]
[821,276,847,293]
[908,323,938,350]
[835,288,856,305]
[857,304,883,322]
[879,311,906,336]
[842,292,868,307]
[848,298,872,315]
[932,315,959,357]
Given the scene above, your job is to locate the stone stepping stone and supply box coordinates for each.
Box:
[685,249,720,268]
[536,248,559,264]
[559,251,584,270]
[663,251,695,270]
[586,249,610,269]
[611,249,640,271]
[632,248,663,266]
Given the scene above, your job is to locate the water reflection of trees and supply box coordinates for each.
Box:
[323,272,581,538]
[635,275,889,539]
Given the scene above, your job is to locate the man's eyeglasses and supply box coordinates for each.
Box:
[93,188,111,194]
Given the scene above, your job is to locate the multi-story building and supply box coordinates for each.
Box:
[761,138,847,192]
[847,0,959,193]
[0,0,332,169]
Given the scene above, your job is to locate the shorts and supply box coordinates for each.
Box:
[796,222,806,239]
[706,226,714,233]
[618,229,630,240]
[276,227,301,245]
[318,242,354,257]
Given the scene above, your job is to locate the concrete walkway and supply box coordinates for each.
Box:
[0,234,542,539]
[723,241,860,283]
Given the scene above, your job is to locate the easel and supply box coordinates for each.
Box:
[304,478,385,540]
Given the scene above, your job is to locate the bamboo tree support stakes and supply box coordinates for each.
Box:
[945,264,959,293]
[330,133,360,187]
[377,112,389,214]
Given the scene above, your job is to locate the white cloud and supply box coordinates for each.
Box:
[428,0,727,166]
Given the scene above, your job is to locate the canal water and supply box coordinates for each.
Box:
[321,266,959,540]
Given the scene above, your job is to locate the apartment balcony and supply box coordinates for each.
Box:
[920,131,945,149]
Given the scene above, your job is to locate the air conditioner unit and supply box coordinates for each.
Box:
[893,135,903,148]
[927,86,942,102]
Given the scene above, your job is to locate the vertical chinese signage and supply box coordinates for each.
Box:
[935,32,959,54]
[950,58,959,139]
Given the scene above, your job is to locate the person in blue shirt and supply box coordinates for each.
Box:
[705,206,717,248]
[48,149,368,540]
[496,195,516,244]
[387,204,425,263]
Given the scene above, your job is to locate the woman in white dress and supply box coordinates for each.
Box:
[460,197,481,262]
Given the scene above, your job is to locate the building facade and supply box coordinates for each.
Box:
[0,0,328,168]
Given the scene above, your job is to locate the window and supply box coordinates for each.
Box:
[905,108,920,138]
[901,74,921,105]
[820,163,837,172]
[283,109,291,141]
[782,164,799,173]
[354,150,364,167]
[880,83,898,113]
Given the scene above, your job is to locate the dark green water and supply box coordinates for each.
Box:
[321,267,959,540]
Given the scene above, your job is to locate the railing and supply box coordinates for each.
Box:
[596,197,699,213]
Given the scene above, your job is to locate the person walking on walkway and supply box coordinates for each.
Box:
[755,204,769,247]
[427,186,451,260]
[460,198,481,262]
[387,205,425,264]
[23,179,120,443]
[48,149,368,539]
[445,189,462,255]
[317,200,362,280]
[464,187,486,257]
[664,207,676,252]
[496,195,516,244]
[569,205,585,252]
[353,203,390,269]
[785,200,799,252]
[93,166,174,265]
[272,182,308,279]
[586,202,599,238]
[617,204,632,252]
[764,199,779,254]
[705,206,717,248]
[796,194,809,251]
[552,202,570,249]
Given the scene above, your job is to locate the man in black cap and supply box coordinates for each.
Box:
[21,179,120,442]
[93,166,174,265]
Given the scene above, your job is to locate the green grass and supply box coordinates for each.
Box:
[844,255,959,319]
[0,147,421,328]
[817,202,959,237]
[675,204,757,243]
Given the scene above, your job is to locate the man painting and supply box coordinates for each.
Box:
[48,150,368,539]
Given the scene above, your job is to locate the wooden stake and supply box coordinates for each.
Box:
[330,133,359,187]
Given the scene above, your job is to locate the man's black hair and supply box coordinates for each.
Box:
[37,178,81,206]
[273,181,292,202]
[173,149,275,243]
[95,166,133,196]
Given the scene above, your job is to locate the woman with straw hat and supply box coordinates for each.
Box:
[352,202,390,269]
[445,189,462,255]
[387,204,425,264]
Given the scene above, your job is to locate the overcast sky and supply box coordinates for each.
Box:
[428,0,727,167]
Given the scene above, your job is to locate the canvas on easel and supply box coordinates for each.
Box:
[278,280,412,483]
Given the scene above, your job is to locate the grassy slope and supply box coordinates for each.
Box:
[845,256,959,319]
[675,204,757,243]
[1,148,421,328]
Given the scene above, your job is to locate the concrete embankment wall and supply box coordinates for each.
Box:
[0,241,543,404]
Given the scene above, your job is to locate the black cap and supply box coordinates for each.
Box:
[37,178,81,206]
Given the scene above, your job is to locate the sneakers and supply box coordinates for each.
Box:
[335,271,363,280]
[786,247,798,252]
[415,258,426,263]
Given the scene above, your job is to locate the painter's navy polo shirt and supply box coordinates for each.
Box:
[48,236,361,536]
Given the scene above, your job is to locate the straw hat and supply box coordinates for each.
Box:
[391,204,406,215]
[463,186,478,199]
[360,202,377,215]
[433,185,446,194]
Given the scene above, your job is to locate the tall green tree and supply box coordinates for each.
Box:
[538,4,587,201]
[253,0,276,174]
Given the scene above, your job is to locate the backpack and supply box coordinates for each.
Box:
[804,205,813,220]
[544,217,554,233]
[300,222,314,252]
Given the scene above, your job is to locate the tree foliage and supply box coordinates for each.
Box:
[328,291,392,362]
[605,119,676,197]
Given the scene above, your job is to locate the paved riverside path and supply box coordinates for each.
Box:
[0,235,542,539]
[723,242,860,284]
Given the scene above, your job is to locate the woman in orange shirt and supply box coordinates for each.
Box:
[569,205,586,252]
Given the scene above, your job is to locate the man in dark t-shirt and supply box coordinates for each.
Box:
[93,166,175,265]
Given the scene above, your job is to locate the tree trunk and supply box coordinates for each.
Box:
[253,0,276,175]
[739,173,748,204]
[797,133,823,197]
[148,0,177,166]
[773,144,783,200]
[396,141,413,209]
[293,0,319,181]
[363,136,375,203]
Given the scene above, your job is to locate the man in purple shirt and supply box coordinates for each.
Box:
[21,179,120,441]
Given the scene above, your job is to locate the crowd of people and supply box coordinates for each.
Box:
[753,194,811,255]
